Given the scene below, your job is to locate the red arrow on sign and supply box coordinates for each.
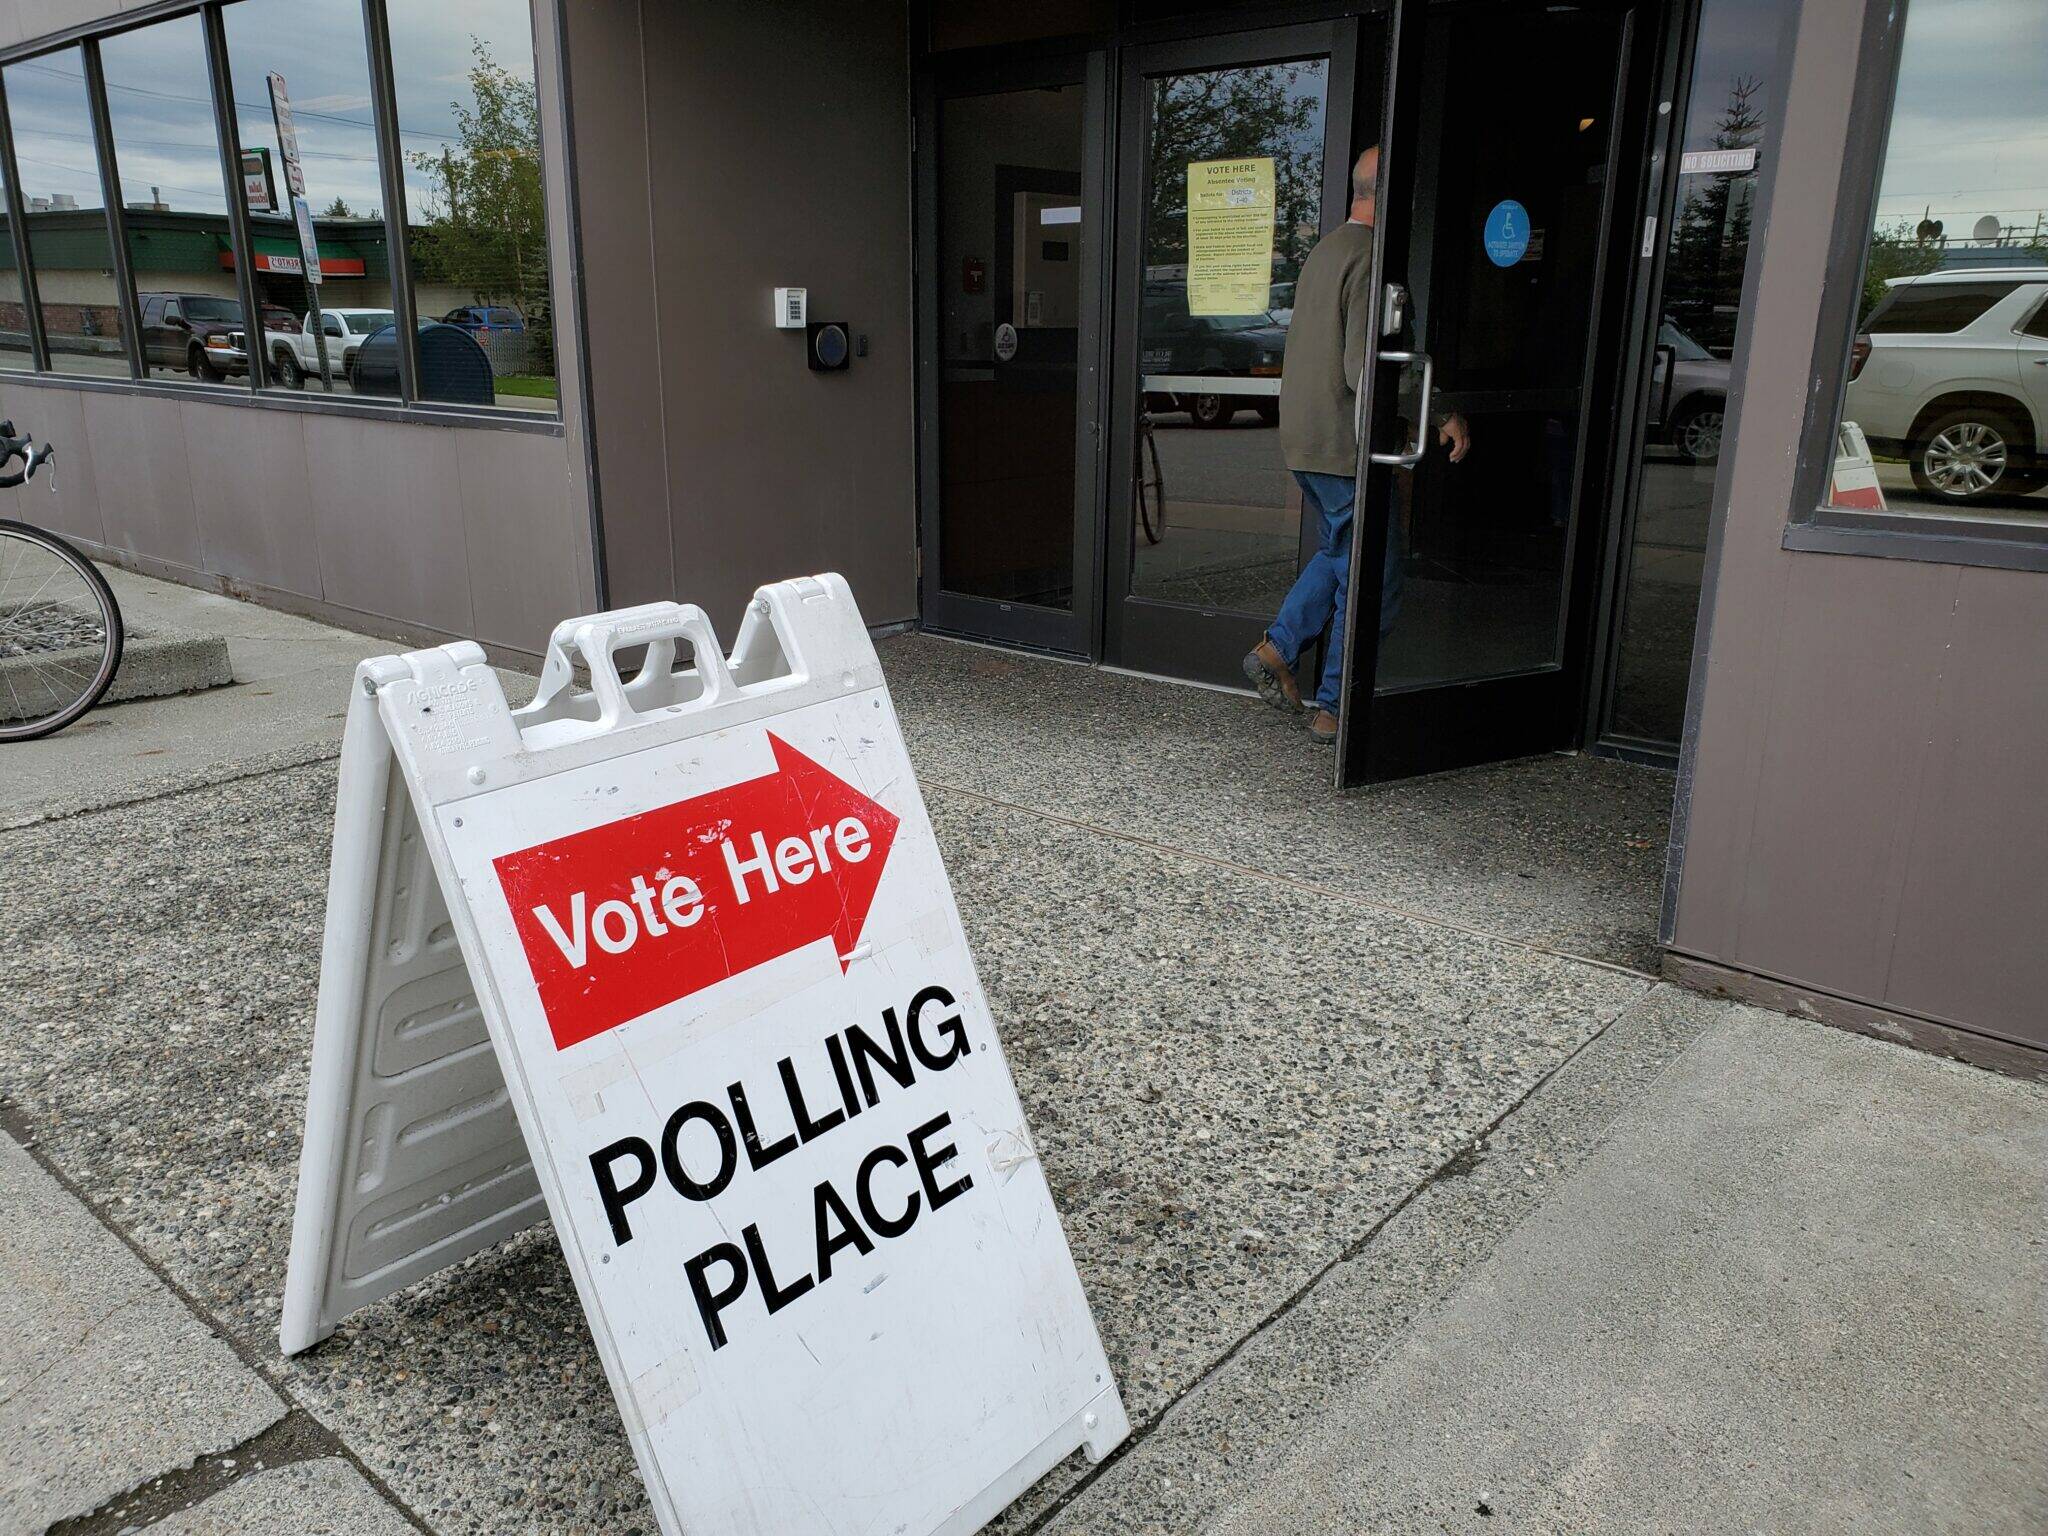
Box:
[493,734,900,1052]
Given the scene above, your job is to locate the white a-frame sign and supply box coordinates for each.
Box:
[281,575,1128,1535]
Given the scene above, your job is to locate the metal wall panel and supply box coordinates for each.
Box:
[300,413,475,638]
[566,0,918,636]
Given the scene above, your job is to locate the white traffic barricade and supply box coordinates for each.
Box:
[281,574,1128,1535]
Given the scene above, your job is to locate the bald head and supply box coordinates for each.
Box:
[1350,146,1379,226]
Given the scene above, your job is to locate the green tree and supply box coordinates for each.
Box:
[407,39,552,374]
[1145,64,1322,299]
[321,196,362,219]
[1858,221,1945,321]
[1666,75,1765,354]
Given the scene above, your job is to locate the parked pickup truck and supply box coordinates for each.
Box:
[266,308,397,389]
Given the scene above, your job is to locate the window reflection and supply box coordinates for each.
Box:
[1834,0,2048,522]
[1129,60,1323,614]
[223,0,392,396]
[0,137,30,370]
[1605,0,1770,748]
[5,48,121,378]
[100,15,241,387]
[387,0,557,412]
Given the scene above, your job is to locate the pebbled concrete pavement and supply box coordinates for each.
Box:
[2,578,2041,1534]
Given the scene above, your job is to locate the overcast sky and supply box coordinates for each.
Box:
[2,0,538,224]
[1874,0,2048,236]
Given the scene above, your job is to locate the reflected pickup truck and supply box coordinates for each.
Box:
[266,307,397,389]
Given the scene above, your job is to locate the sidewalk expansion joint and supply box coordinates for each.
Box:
[43,1410,412,1536]
[1019,984,1655,1533]
[0,740,343,834]
[923,778,1660,983]
[0,1102,435,1535]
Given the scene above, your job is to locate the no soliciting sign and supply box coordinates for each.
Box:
[281,578,1126,1536]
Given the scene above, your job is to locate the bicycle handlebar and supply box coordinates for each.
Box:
[0,419,54,488]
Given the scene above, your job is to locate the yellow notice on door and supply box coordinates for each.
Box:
[1185,157,1276,316]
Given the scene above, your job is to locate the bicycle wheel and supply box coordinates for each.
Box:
[1135,422,1167,545]
[0,520,124,741]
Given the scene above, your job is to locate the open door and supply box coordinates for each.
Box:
[1338,0,1644,786]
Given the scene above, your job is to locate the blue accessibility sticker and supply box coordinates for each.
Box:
[1483,200,1530,267]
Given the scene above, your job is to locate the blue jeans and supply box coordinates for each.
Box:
[1266,470,1403,714]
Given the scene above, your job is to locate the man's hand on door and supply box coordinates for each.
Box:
[1438,411,1471,463]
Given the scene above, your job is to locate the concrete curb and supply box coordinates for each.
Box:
[106,630,235,705]
[0,628,233,723]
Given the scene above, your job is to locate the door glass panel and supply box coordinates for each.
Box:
[1606,0,1773,745]
[935,83,1087,609]
[1376,6,1620,691]
[1128,58,1326,616]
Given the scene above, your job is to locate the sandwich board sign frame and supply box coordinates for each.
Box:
[281,574,1128,1535]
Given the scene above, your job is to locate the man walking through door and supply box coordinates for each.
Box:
[1244,145,1468,745]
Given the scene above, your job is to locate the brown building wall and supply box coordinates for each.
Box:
[1668,0,2048,1057]
[561,0,918,639]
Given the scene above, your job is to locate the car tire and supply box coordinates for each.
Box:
[1189,390,1234,429]
[189,346,223,383]
[1909,407,2027,504]
[272,351,303,389]
[1668,396,1724,464]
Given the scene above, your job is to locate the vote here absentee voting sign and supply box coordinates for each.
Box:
[280,577,1127,1536]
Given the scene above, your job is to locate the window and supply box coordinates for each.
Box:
[0,0,566,418]
[1816,0,2048,534]
[101,14,239,387]
[2022,297,2048,342]
[1864,281,2019,336]
[386,0,558,412]
[5,48,121,378]
[0,138,30,371]
[222,0,392,397]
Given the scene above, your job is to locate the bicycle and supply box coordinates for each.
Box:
[0,424,123,741]
[1134,405,1166,545]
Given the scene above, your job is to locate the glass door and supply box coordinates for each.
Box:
[1104,22,1358,685]
[1339,0,1648,785]
[917,54,1109,654]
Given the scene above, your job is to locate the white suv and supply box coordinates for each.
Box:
[1843,266,2048,506]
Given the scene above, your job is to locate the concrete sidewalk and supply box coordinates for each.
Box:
[0,575,2039,1534]
[1204,1010,2048,1535]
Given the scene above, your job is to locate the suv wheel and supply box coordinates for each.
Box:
[272,350,303,389]
[189,345,224,383]
[1910,409,2026,503]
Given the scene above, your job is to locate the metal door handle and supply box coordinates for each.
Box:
[1367,350,1434,467]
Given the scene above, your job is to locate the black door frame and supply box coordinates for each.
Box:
[1336,0,1666,786]
[1101,18,1361,685]
[1583,0,1711,764]
[914,49,1113,656]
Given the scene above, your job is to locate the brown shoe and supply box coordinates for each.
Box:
[1306,709,1338,745]
[1242,640,1303,713]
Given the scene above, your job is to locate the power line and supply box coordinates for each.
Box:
[6,57,508,145]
